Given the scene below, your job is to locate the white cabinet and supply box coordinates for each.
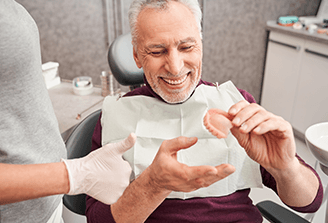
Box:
[261,32,305,123]
[291,40,328,133]
[261,31,328,135]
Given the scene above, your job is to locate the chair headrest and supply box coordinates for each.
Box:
[108,33,144,86]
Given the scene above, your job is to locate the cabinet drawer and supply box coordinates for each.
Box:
[304,40,328,58]
[268,32,305,49]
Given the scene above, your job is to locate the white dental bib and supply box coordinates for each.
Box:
[101,81,262,199]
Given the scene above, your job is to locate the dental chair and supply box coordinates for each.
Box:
[62,33,315,222]
[107,32,144,90]
[62,109,101,216]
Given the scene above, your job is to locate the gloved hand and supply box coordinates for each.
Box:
[62,133,136,205]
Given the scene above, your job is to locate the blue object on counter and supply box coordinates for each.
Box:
[278,16,299,24]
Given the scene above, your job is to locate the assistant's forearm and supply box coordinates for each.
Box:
[0,162,70,205]
[270,157,320,207]
[111,168,171,223]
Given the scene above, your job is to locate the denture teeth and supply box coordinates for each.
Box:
[203,109,233,139]
[163,75,187,85]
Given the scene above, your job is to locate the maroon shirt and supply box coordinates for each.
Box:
[86,79,323,223]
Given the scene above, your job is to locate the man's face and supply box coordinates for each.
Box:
[133,1,203,104]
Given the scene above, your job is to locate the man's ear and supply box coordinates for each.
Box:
[133,46,142,69]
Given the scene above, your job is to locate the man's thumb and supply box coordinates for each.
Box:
[165,136,198,154]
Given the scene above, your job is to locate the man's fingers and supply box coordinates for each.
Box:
[231,103,264,127]
[237,110,271,134]
[251,118,292,136]
[183,165,218,181]
[161,136,198,154]
[188,164,235,188]
[215,163,236,176]
[228,100,250,116]
[184,163,235,182]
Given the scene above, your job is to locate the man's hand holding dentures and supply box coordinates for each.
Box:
[204,100,297,172]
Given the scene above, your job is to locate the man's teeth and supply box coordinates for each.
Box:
[163,75,188,85]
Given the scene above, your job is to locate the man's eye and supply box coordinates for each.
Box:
[150,50,166,56]
[181,45,193,51]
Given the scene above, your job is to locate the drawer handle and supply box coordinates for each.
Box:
[269,39,301,51]
[305,49,328,59]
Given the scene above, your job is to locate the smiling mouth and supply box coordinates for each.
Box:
[161,72,190,85]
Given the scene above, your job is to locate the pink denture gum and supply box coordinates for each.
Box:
[203,108,233,139]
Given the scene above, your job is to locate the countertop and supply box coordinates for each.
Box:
[48,80,104,134]
[266,20,328,44]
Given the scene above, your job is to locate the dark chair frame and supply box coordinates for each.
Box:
[256,200,311,223]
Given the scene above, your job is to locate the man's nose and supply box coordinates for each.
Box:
[164,50,184,76]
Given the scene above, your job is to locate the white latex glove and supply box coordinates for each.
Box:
[62,133,136,205]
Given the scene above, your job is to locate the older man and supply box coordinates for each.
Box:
[86,0,323,222]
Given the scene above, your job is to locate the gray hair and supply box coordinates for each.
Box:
[128,0,202,47]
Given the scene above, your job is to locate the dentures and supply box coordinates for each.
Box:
[203,108,233,138]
